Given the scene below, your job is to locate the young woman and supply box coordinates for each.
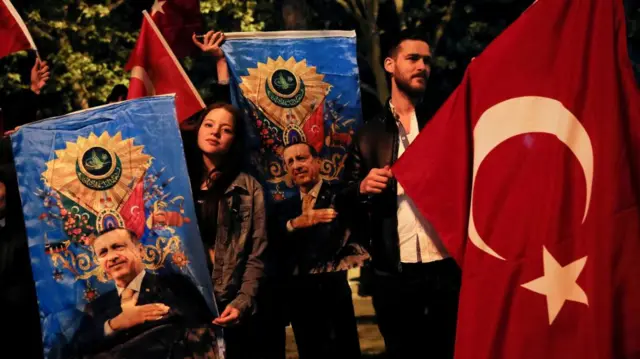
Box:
[191,30,287,359]
[183,102,268,359]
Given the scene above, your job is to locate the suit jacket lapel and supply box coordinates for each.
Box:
[289,195,302,217]
[97,290,122,321]
[136,272,157,306]
[313,182,333,209]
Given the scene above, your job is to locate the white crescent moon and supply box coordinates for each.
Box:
[469,96,593,260]
[130,205,141,216]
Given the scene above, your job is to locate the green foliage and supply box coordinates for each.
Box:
[423,0,533,112]
[0,0,275,118]
[201,0,272,32]
[319,0,534,109]
[0,0,638,120]
[0,1,140,117]
[188,0,275,103]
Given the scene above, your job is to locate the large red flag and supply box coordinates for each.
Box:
[125,11,205,124]
[0,0,36,58]
[148,0,201,59]
[394,0,640,358]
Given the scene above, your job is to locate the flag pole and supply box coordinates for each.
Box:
[141,10,205,109]
[2,0,38,58]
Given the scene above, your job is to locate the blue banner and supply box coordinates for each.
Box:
[222,31,363,201]
[11,96,222,358]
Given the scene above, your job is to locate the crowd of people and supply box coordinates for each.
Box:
[0,29,462,359]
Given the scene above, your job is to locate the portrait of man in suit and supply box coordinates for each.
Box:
[275,142,369,275]
[69,227,219,359]
[272,142,369,359]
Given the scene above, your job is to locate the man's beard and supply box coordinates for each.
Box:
[395,73,428,99]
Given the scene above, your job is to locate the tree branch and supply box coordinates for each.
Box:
[108,0,125,11]
[394,0,406,30]
[349,0,364,20]
[432,0,457,51]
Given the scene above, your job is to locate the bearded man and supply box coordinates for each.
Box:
[342,30,462,359]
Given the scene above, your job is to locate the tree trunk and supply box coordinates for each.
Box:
[369,31,389,102]
[432,0,457,51]
[394,0,406,30]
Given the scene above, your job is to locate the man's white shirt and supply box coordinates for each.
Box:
[391,102,449,263]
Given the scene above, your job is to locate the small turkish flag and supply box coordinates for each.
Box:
[0,0,37,59]
[119,180,146,239]
[394,0,640,358]
[302,101,325,153]
[125,11,205,124]
[149,0,201,59]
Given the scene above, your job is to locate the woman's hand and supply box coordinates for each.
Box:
[192,31,225,59]
[212,304,240,327]
[192,30,229,84]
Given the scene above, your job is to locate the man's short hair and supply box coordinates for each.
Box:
[387,29,431,58]
[283,141,319,158]
[94,227,139,245]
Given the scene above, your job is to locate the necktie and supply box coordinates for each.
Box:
[302,193,315,213]
[121,288,136,309]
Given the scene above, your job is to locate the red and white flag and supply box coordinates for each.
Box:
[0,0,37,59]
[125,11,205,124]
[394,0,640,358]
[148,0,201,59]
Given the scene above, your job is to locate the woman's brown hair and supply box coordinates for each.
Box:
[182,102,247,247]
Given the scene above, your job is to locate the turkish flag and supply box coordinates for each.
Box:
[148,0,201,59]
[125,11,205,124]
[0,0,37,59]
[394,0,640,358]
[119,180,146,239]
[303,101,325,153]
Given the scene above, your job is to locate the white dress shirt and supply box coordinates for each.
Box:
[391,102,449,263]
[104,270,147,335]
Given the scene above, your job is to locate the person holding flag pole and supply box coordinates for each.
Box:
[0,5,48,358]
[393,0,640,358]
[342,30,461,359]
[0,0,50,138]
[125,10,205,124]
[0,0,38,59]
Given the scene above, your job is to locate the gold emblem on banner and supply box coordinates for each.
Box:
[239,56,331,130]
[42,132,152,215]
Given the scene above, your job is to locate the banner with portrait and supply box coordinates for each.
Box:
[222,30,363,201]
[11,95,223,359]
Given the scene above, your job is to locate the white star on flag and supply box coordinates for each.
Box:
[521,246,589,325]
[151,0,167,16]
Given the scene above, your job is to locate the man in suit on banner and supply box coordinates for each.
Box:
[70,227,218,359]
[273,142,368,359]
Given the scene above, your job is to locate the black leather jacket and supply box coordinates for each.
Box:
[343,100,429,274]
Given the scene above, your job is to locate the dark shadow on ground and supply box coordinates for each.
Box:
[362,353,387,359]
[356,315,378,325]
